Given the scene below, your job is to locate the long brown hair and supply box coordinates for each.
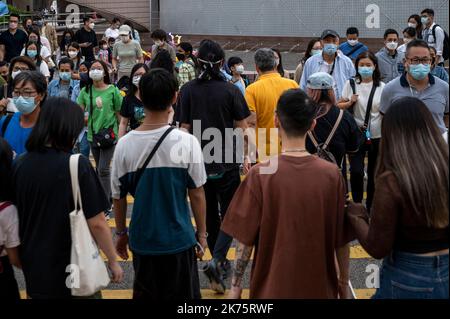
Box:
[377,97,449,228]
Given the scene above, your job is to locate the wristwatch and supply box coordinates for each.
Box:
[115,228,128,237]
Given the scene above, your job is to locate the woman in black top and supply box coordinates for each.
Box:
[118,63,149,138]
[12,97,123,298]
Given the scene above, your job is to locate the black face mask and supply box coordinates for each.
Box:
[176,53,185,61]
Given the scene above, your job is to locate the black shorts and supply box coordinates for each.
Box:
[0,255,20,300]
[132,246,201,300]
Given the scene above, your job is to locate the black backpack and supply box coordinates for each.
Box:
[432,25,449,61]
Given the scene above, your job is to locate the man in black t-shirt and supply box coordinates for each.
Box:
[179,40,251,294]
[0,14,28,62]
[74,16,98,63]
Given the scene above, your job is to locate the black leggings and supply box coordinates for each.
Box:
[0,255,20,300]
[349,138,380,210]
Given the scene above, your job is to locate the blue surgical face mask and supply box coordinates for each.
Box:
[409,63,431,80]
[323,43,338,56]
[421,17,429,25]
[358,66,374,78]
[27,50,38,59]
[311,49,322,56]
[13,96,38,114]
[60,72,72,81]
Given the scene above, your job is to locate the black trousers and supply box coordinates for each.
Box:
[349,138,380,210]
[132,247,201,300]
[0,255,20,300]
[204,168,241,254]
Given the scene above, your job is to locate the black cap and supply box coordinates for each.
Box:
[321,29,340,40]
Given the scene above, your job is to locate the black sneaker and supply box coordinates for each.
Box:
[203,259,226,294]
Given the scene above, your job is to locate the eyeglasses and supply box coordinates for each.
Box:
[12,67,30,72]
[12,90,37,98]
[407,57,432,65]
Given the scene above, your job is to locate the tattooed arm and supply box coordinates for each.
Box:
[229,241,253,299]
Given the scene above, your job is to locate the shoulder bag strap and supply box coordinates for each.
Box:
[69,154,83,213]
[307,131,320,149]
[135,126,176,186]
[349,78,356,95]
[345,43,364,57]
[363,84,378,129]
[323,110,344,150]
[89,86,95,135]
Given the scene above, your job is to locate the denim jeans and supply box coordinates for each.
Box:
[75,131,91,159]
[373,251,449,299]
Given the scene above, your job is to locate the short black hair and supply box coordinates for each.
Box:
[9,13,20,20]
[276,89,318,137]
[58,57,74,70]
[346,27,359,36]
[8,56,36,83]
[140,68,178,111]
[384,29,399,39]
[421,8,434,16]
[26,97,84,153]
[151,29,167,41]
[0,137,13,202]
[12,71,48,97]
[83,16,93,24]
[112,17,121,24]
[403,27,417,38]
[227,56,243,69]
[406,39,430,56]
[150,50,174,74]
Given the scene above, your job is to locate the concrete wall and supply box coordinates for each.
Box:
[160,0,449,38]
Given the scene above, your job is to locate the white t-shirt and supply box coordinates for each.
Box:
[443,131,448,143]
[21,46,51,59]
[40,36,52,54]
[104,28,120,40]
[398,43,407,54]
[342,80,385,139]
[0,203,20,257]
[38,61,50,77]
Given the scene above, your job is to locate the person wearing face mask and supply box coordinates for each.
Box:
[380,39,449,135]
[74,16,98,63]
[118,63,149,138]
[176,42,198,88]
[0,71,47,156]
[421,8,448,65]
[0,57,36,115]
[0,14,29,63]
[76,60,123,216]
[66,42,84,73]
[339,27,369,61]
[408,14,423,40]
[300,30,356,100]
[21,29,52,64]
[398,27,417,55]
[338,52,385,212]
[57,29,75,61]
[376,29,405,84]
[112,25,144,83]
[104,18,121,41]
[294,38,322,84]
[151,29,177,63]
[97,40,112,69]
[48,58,79,99]
[429,47,449,83]
[24,41,50,81]
[227,57,246,96]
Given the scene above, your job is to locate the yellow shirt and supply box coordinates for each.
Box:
[245,72,298,160]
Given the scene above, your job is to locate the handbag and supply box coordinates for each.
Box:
[69,154,110,296]
[89,86,117,149]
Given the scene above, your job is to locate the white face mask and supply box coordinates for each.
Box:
[120,35,130,43]
[403,38,412,44]
[347,39,359,46]
[132,75,141,86]
[11,70,21,79]
[386,41,398,51]
[235,65,245,74]
[89,69,104,81]
[68,51,78,59]
[408,22,417,28]
[154,40,163,47]
[89,23,95,30]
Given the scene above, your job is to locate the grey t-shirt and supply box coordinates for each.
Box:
[380,74,449,133]
[151,42,177,63]
[112,40,143,75]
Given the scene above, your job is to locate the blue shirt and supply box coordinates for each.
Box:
[0,112,33,156]
[339,41,369,60]
[431,66,449,83]
[232,78,246,96]
[47,79,79,99]
[375,48,405,84]
[300,51,356,99]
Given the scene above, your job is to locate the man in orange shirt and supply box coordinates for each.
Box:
[246,48,299,161]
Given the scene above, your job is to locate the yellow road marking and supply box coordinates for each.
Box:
[102,245,371,262]
[20,288,375,299]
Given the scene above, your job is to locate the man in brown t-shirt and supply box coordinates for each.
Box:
[222,88,353,299]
